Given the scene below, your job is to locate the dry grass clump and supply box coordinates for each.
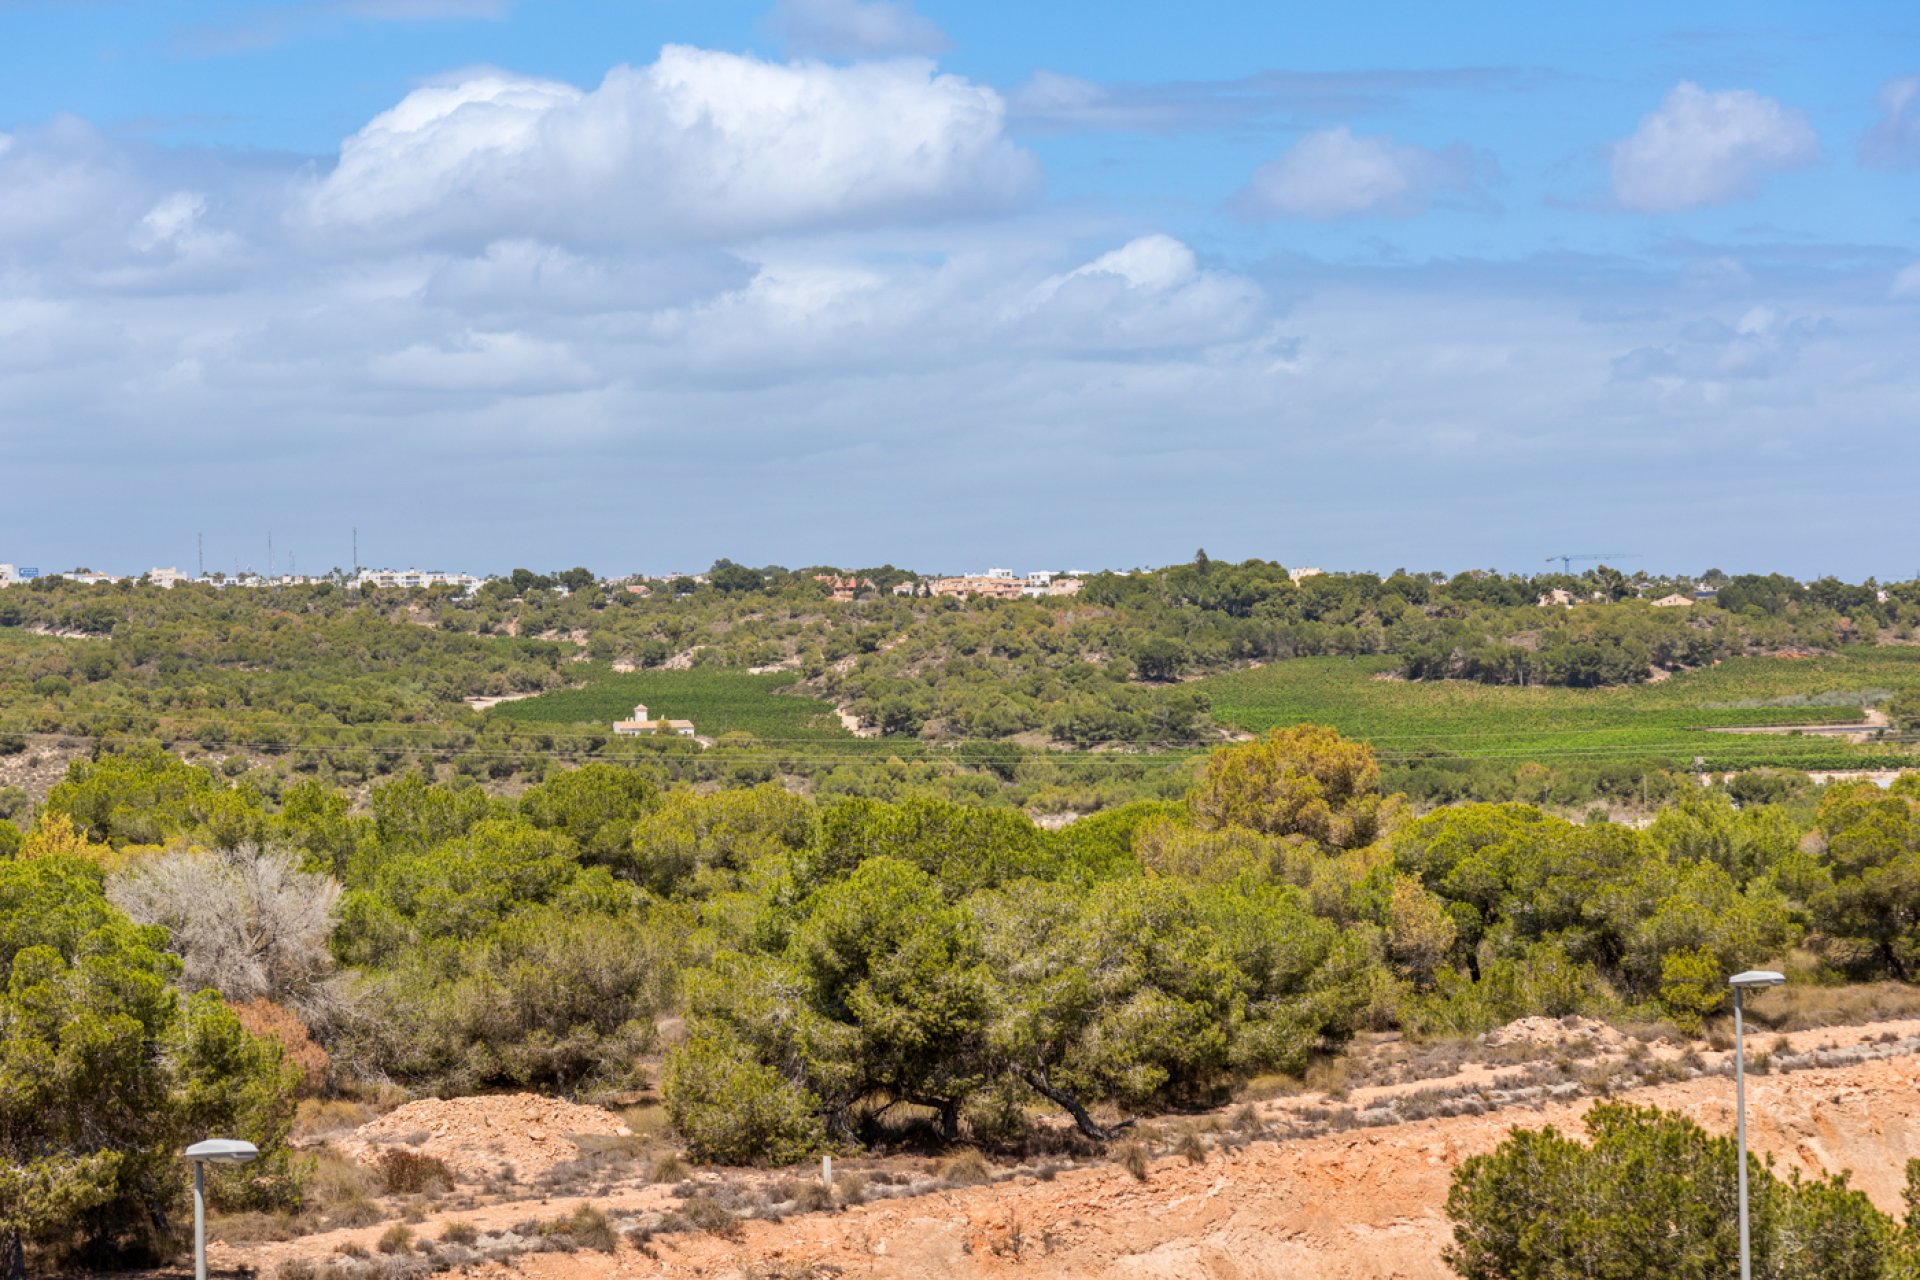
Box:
[296,1098,374,1139]
[376,1223,414,1255]
[373,1149,454,1195]
[540,1203,618,1253]
[438,1220,479,1246]
[211,1210,307,1243]
[1176,1131,1208,1165]
[776,1177,836,1212]
[668,1195,745,1241]
[651,1151,691,1183]
[306,1146,382,1228]
[1113,1139,1150,1182]
[1745,980,1920,1032]
[937,1150,995,1187]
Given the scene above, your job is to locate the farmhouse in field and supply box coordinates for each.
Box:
[612,703,696,737]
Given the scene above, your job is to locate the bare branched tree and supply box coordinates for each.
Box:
[107,845,346,1030]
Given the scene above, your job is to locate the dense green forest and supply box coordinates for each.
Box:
[10,720,1920,1267]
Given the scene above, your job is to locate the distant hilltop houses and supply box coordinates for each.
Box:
[923,569,1087,600]
[0,564,485,592]
[353,568,483,593]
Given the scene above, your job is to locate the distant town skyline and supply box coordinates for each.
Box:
[3,2,1918,577]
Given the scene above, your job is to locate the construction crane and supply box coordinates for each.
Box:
[1544,553,1639,574]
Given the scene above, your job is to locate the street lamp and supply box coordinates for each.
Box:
[1730,970,1785,1280]
[183,1139,258,1280]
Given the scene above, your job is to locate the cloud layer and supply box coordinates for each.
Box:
[765,0,950,57]
[3,36,1919,574]
[1610,82,1817,212]
[1861,76,1920,170]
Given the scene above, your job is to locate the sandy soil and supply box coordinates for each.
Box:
[475,1056,1920,1280]
[215,1018,1920,1280]
[465,693,541,712]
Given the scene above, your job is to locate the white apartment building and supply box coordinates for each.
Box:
[355,568,483,593]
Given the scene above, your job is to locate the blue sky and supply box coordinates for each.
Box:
[2,1,1917,578]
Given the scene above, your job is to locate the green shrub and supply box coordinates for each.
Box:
[0,857,300,1269]
[1447,1103,1896,1279]
[662,1032,826,1166]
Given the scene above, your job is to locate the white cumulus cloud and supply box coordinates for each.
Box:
[1016,234,1266,350]
[1231,127,1484,219]
[1892,262,1920,300]
[1610,82,1817,212]
[300,46,1036,248]
[765,0,949,57]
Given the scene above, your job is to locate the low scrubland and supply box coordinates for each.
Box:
[11,719,1920,1271]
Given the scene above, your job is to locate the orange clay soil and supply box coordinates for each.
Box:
[334,1093,632,1180]
[217,1019,1920,1280]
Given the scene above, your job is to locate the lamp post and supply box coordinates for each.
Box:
[183,1139,258,1280]
[1729,970,1785,1280]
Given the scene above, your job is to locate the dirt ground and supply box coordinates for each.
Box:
[215,1017,1920,1280]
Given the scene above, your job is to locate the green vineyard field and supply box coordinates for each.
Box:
[1198,647,1920,769]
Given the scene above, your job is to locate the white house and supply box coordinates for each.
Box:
[612,703,697,738]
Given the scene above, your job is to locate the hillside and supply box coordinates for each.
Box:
[211,1019,1920,1280]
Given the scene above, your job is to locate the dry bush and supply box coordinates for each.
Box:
[937,1150,994,1187]
[306,1147,381,1228]
[650,1152,690,1184]
[1176,1131,1208,1165]
[277,1262,317,1280]
[834,1172,869,1205]
[544,1203,618,1253]
[778,1178,835,1212]
[439,1220,479,1246]
[1229,1103,1267,1136]
[107,845,347,1027]
[377,1224,414,1255]
[1114,1139,1150,1182]
[232,998,330,1096]
[673,1196,744,1240]
[373,1149,454,1195]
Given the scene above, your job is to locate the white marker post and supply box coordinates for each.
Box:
[183,1139,259,1280]
[1728,970,1785,1280]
